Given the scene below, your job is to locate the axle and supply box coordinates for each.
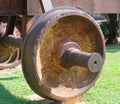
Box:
[3,35,22,48]
[0,16,22,48]
[59,42,103,73]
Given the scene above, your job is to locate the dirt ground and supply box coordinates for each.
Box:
[28,94,88,104]
[0,64,21,76]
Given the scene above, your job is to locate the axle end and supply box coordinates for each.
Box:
[88,53,103,73]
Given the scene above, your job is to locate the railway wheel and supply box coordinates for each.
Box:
[22,7,105,101]
[0,16,21,69]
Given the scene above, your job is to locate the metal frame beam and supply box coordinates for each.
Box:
[0,0,119,15]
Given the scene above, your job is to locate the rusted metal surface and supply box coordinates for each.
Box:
[2,16,22,48]
[0,17,21,69]
[0,0,41,15]
[22,7,105,101]
[59,42,103,73]
[51,0,120,13]
[3,35,22,48]
[0,0,26,15]
[36,0,120,14]
[5,16,16,36]
[0,0,119,15]
[92,0,120,13]
[0,48,20,69]
[22,16,35,40]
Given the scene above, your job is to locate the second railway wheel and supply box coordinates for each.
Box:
[22,6,105,101]
[0,47,21,69]
[0,16,21,69]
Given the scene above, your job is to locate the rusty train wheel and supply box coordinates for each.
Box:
[0,48,20,69]
[22,7,105,101]
[0,16,21,69]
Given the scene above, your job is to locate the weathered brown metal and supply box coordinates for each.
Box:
[0,48,20,69]
[59,42,103,73]
[51,0,120,13]
[22,16,35,40]
[2,16,18,48]
[0,0,26,15]
[1,0,119,102]
[0,17,21,69]
[22,7,105,101]
[36,0,120,14]
[0,38,21,69]
[5,16,16,36]
[3,35,22,48]
[1,16,22,48]
[0,0,119,15]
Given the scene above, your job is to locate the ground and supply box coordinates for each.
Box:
[0,65,88,104]
[0,64,21,76]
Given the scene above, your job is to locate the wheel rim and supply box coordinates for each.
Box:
[0,16,21,69]
[22,6,105,101]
